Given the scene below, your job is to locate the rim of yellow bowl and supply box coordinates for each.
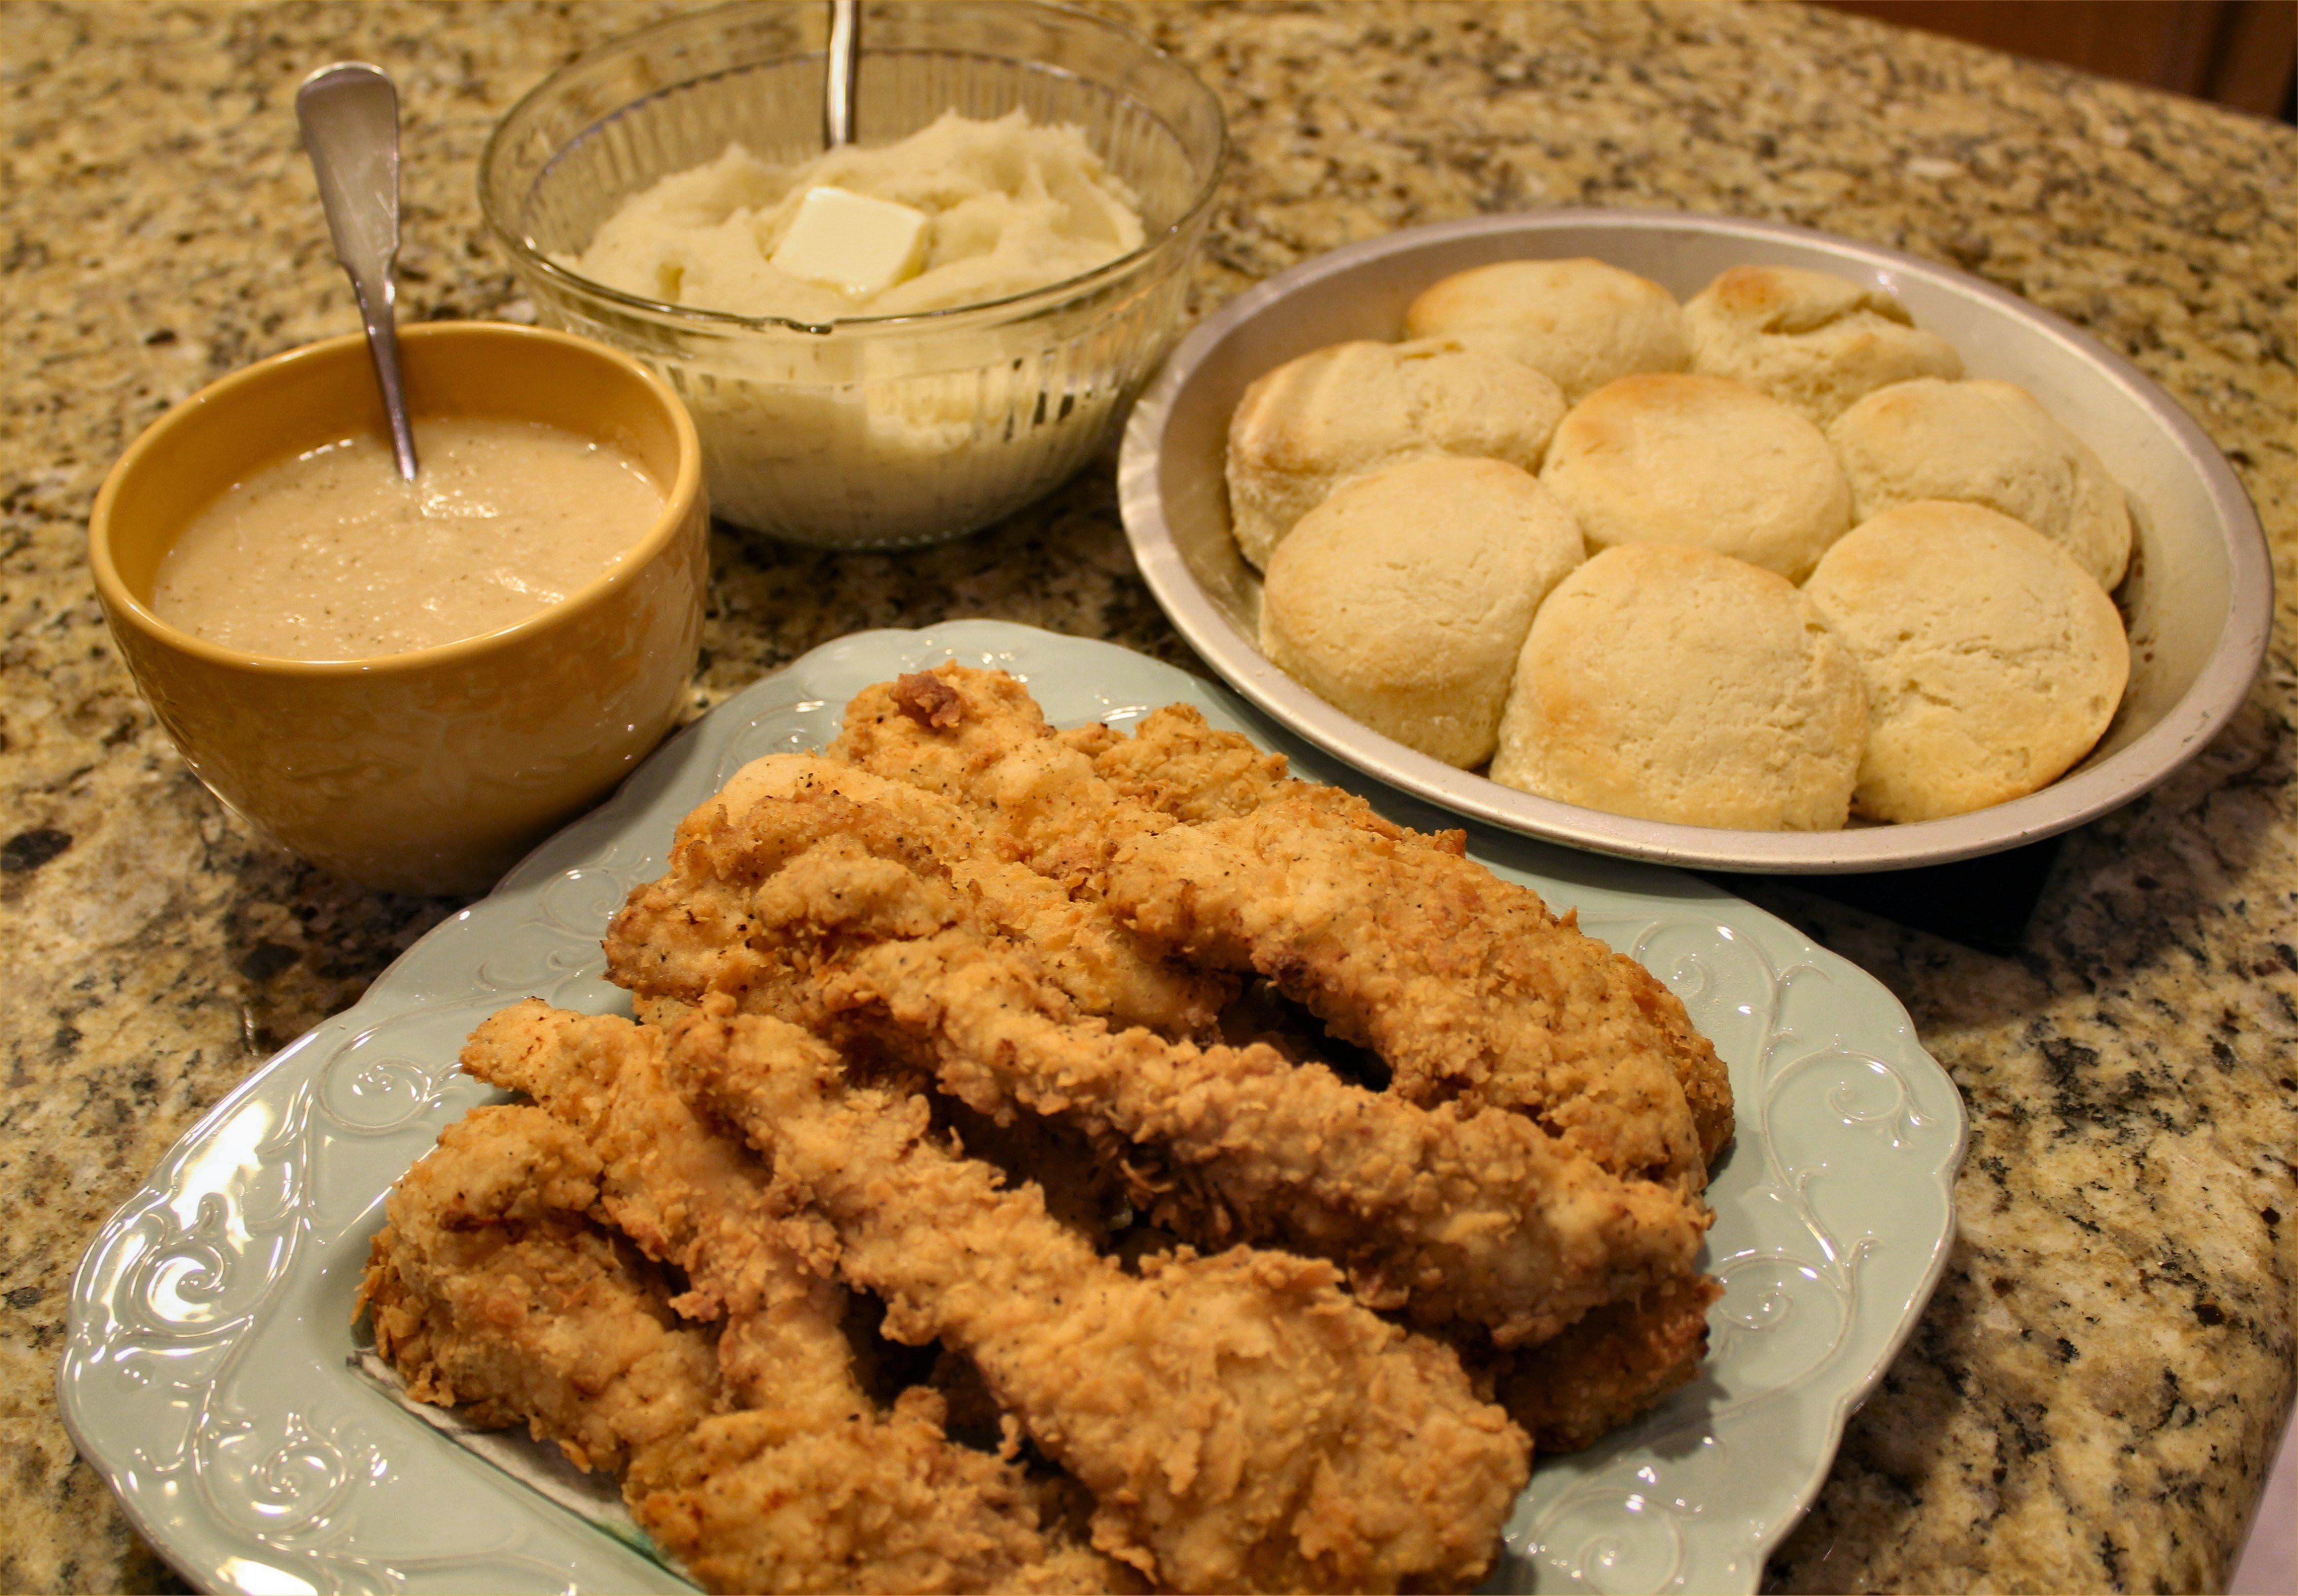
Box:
[88,319,705,678]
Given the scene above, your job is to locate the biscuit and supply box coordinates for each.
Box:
[1684,265,1962,424]
[1801,500,2129,823]
[1402,258,1691,402]
[1260,455,1586,768]
[1539,372,1853,581]
[1826,377,2132,590]
[1490,544,1867,830]
[1225,337,1567,570]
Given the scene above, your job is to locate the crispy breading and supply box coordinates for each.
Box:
[830,665,1176,897]
[605,802,1136,1248]
[834,664,1731,1185]
[1077,698,1733,1173]
[632,785,1708,1347]
[366,1107,1111,1593]
[359,1104,722,1476]
[606,752,1230,1038]
[838,924,1708,1346]
[1107,791,1730,1186]
[380,662,1741,1591]
[636,1391,1122,1596]
[1492,1273,1725,1453]
[1063,703,1294,823]
[452,1005,1128,1593]
[670,998,1531,1595]
[460,999,862,1414]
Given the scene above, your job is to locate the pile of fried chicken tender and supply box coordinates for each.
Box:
[360,664,1734,1595]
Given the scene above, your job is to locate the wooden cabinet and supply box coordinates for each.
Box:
[1824,0,2295,119]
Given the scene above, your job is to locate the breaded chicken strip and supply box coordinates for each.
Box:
[1108,791,1726,1187]
[1059,703,1293,823]
[838,925,1707,1346]
[1101,707,1734,1171]
[647,790,1707,1347]
[607,752,1229,1039]
[363,1104,1113,1594]
[639,1396,1119,1596]
[831,666,1177,897]
[359,1104,721,1476]
[835,665,1729,1186]
[669,998,1531,1595]
[606,774,1035,1033]
[460,999,862,1413]
[1491,1272,1724,1453]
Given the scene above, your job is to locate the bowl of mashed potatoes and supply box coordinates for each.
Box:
[480,0,1225,549]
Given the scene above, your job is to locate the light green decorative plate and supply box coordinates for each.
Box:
[64,622,1966,1595]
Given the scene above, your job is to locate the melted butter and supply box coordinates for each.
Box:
[153,416,664,660]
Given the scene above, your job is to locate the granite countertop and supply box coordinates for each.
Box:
[3,2,2293,1591]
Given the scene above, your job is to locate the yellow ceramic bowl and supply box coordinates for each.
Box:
[89,321,708,895]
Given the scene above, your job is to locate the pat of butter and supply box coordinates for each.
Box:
[769,185,931,296]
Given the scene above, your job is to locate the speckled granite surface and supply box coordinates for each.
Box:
[2,2,2292,1592]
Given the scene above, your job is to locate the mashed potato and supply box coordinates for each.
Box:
[572,110,1145,323]
[560,111,1156,546]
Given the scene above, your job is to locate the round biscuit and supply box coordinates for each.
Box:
[1539,372,1852,581]
[1224,337,1566,570]
[1685,264,1963,424]
[1801,500,2130,823]
[1260,455,1586,768]
[1827,377,2132,591]
[1401,257,1690,403]
[1490,544,1867,830]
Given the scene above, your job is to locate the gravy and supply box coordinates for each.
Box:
[152,416,663,659]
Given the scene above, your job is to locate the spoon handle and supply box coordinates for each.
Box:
[825,0,860,147]
[296,62,419,481]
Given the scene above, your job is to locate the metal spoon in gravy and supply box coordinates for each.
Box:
[296,61,420,482]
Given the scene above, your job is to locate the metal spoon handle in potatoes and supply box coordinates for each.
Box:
[824,0,860,147]
[296,61,419,481]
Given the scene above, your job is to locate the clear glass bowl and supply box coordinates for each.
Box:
[480,0,1226,550]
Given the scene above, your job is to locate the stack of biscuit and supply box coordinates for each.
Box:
[1225,257,2133,830]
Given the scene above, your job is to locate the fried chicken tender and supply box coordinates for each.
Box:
[1097,707,1734,1172]
[668,998,1531,1595]
[460,999,862,1414]
[1060,704,1293,823]
[605,795,1135,1246]
[639,785,1707,1346]
[1491,1272,1725,1453]
[831,666,1178,897]
[359,1104,723,1476]
[827,666,1730,1437]
[1107,792,1723,1187]
[607,752,1229,1038]
[413,663,1740,1585]
[451,1005,1125,1594]
[839,924,1707,1346]
[1065,703,1737,1432]
[606,771,1005,1033]
[640,1394,1120,1596]
[835,665,1730,1186]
